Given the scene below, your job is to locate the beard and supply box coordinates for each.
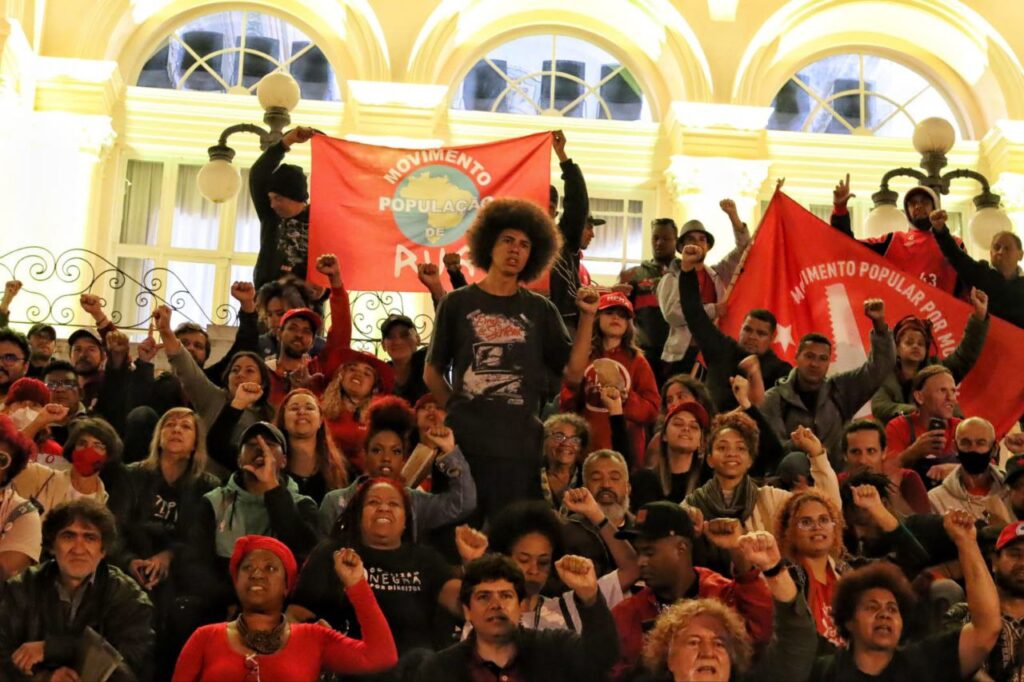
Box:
[995,570,1024,598]
[282,343,306,360]
[598,496,630,525]
[910,216,932,231]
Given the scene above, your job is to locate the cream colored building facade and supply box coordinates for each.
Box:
[2,0,1024,334]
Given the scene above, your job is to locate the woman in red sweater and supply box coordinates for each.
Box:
[172,534,397,682]
[560,292,660,466]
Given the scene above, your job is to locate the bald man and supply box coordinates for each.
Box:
[928,417,1013,524]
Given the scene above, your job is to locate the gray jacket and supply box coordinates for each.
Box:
[762,327,896,469]
[318,445,476,540]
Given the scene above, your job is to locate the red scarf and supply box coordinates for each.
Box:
[695,267,718,303]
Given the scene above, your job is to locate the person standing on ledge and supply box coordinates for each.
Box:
[251,126,315,290]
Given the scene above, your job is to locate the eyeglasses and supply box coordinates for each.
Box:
[0,353,25,365]
[45,379,78,390]
[244,654,261,682]
[547,432,582,448]
[795,516,836,531]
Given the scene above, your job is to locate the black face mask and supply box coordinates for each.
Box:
[911,216,933,231]
[957,449,992,475]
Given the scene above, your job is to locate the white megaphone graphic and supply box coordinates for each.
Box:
[824,283,872,418]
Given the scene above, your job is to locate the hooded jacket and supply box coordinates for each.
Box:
[927,463,1013,523]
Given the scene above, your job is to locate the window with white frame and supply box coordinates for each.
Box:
[767,52,962,138]
[582,195,650,283]
[136,9,339,101]
[452,34,652,121]
[113,159,263,333]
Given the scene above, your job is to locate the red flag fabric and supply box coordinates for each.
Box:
[720,191,1024,436]
[308,133,552,291]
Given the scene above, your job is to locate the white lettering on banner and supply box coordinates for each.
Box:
[378,196,489,213]
[383,150,493,187]
[787,259,955,356]
[394,244,475,279]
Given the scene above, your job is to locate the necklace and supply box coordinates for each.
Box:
[237,614,286,655]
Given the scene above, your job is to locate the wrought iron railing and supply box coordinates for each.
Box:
[0,246,434,357]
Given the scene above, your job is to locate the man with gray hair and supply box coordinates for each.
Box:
[928,416,1013,524]
[562,449,635,577]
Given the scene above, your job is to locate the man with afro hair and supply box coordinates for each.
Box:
[425,197,598,523]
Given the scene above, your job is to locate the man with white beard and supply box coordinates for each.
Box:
[562,449,635,578]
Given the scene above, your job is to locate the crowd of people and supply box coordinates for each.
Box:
[0,127,1022,681]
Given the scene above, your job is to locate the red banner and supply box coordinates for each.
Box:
[720,191,1024,436]
[308,133,552,291]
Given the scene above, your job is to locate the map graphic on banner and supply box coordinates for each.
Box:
[307,133,552,291]
[719,191,1024,437]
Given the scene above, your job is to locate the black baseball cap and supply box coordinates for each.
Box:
[616,501,695,541]
[381,314,415,339]
[586,215,606,226]
[1006,455,1024,486]
[27,323,56,340]
[239,421,287,452]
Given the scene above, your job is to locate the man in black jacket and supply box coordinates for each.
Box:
[0,499,154,682]
[251,126,314,289]
[547,130,592,333]
[677,244,792,411]
[933,217,1024,329]
[415,553,619,682]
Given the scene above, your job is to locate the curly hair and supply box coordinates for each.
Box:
[273,388,349,490]
[488,500,566,561]
[0,414,33,483]
[543,412,590,455]
[708,410,759,459]
[466,198,562,283]
[320,360,390,421]
[642,598,753,674]
[63,417,123,466]
[832,561,916,641]
[775,489,845,560]
[44,498,118,552]
[361,395,416,455]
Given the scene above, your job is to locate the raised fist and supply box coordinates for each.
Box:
[333,547,366,587]
[455,525,489,563]
[863,298,885,323]
[230,282,256,312]
[442,253,462,270]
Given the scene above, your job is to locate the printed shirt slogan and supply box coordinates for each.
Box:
[308,133,552,291]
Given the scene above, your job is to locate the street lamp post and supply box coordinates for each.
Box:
[865,117,1012,249]
[196,71,302,203]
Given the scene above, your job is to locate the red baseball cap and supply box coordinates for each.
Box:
[280,308,322,336]
[598,292,634,318]
[997,521,1024,551]
[665,400,709,431]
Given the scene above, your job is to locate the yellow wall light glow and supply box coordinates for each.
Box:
[708,0,740,22]
[347,81,449,108]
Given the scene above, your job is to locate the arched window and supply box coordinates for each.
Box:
[452,34,650,121]
[136,9,339,101]
[767,53,961,137]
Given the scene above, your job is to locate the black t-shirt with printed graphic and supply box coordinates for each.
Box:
[426,284,572,462]
[291,538,452,654]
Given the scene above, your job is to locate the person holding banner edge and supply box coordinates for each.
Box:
[425,198,599,524]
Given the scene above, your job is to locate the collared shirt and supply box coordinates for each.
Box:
[56,571,97,622]
[468,641,525,682]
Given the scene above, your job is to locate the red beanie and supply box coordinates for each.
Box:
[228,535,298,591]
[6,377,51,406]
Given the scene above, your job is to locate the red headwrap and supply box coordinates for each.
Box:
[228,535,298,591]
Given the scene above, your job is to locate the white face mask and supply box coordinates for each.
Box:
[9,407,40,430]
